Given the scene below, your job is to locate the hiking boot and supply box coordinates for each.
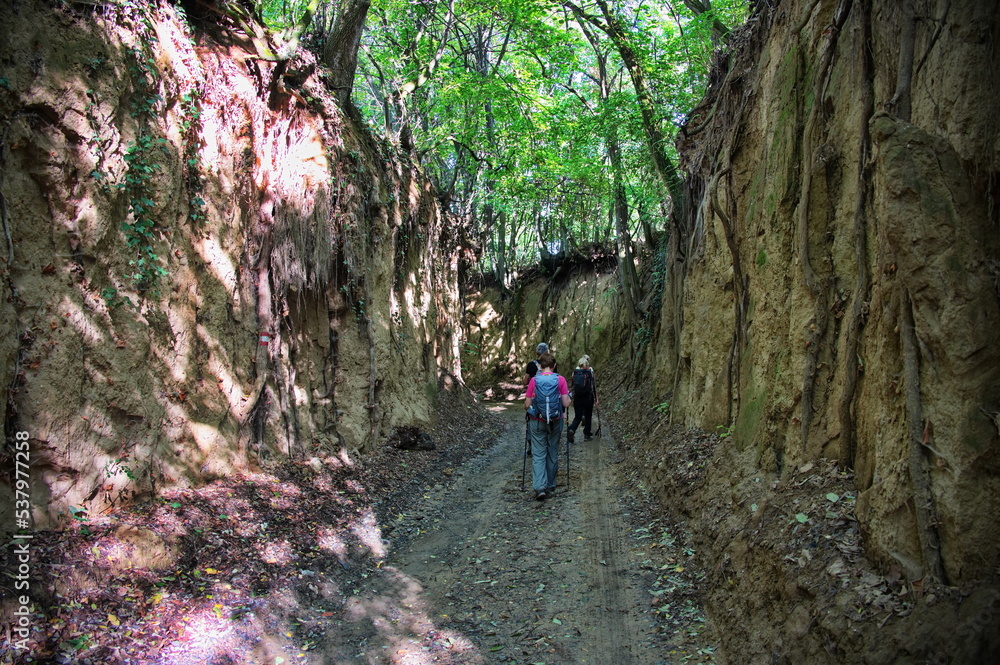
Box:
[566,429,575,444]
[584,435,592,441]
[535,490,547,501]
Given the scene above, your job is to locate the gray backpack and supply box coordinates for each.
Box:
[529,373,563,423]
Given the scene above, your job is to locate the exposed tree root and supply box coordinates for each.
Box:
[888,0,916,121]
[791,0,822,37]
[900,288,947,584]
[667,228,687,426]
[0,120,13,267]
[279,306,303,456]
[365,311,379,446]
[682,94,719,138]
[913,0,950,81]
[709,167,744,424]
[837,0,874,468]
[796,0,853,451]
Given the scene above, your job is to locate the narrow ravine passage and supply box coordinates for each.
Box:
[2,3,998,664]
[378,403,715,664]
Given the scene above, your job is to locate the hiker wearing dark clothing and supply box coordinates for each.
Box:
[567,355,597,444]
[524,342,559,387]
[524,353,570,500]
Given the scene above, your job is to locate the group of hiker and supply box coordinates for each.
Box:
[522,342,598,501]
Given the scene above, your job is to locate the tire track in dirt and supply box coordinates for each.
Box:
[576,436,647,664]
[384,404,674,664]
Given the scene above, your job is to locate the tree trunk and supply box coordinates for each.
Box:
[323,0,372,106]
[594,1,684,206]
[494,209,508,288]
[562,0,687,244]
[580,18,642,334]
[388,0,457,149]
[473,24,505,289]
[608,120,640,330]
[682,0,731,44]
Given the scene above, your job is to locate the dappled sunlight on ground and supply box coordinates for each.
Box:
[352,508,388,559]
[3,322,503,663]
[2,433,501,664]
[258,539,296,566]
[153,603,239,665]
[316,527,349,561]
[480,381,528,403]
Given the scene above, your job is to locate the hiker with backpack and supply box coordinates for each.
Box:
[523,342,556,386]
[567,355,597,444]
[521,342,550,473]
[524,352,570,501]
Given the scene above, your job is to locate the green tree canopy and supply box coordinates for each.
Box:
[251,0,748,285]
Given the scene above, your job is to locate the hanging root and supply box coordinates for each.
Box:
[900,289,947,584]
[1,118,17,267]
[710,167,743,423]
[364,311,379,446]
[838,0,874,468]
[887,0,916,121]
[791,0,822,37]
[796,0,853,450]
[0,188,11,268]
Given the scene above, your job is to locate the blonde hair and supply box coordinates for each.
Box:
[577,355,590,368]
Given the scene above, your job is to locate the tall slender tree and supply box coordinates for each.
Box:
[324,0,373,106]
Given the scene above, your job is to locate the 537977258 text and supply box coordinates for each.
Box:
[12,429,34,651]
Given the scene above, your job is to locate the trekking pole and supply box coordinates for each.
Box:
[565,419,571,489]
[521,414,530,490]
[594,376,604,436]
[594,380,603,437]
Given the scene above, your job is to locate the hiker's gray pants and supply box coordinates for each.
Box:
[529,418,562,492]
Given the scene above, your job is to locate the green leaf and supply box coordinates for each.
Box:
[825,493,840,503]
[795,513,809,523]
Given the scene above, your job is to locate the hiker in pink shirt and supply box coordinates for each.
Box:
[524,353,570,500]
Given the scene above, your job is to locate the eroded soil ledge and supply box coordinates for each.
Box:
[609,387,1000,665]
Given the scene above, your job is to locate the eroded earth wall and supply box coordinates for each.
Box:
[672,0,1000,588]
[460,262,628,399]
[463,0,1000,597]
[0,0,462,527]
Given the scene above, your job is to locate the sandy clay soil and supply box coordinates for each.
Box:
[377,403,714,665]
[1,401,714,665]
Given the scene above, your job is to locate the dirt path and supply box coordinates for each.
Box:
[363,403,715,665]
[2,401,714,665]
